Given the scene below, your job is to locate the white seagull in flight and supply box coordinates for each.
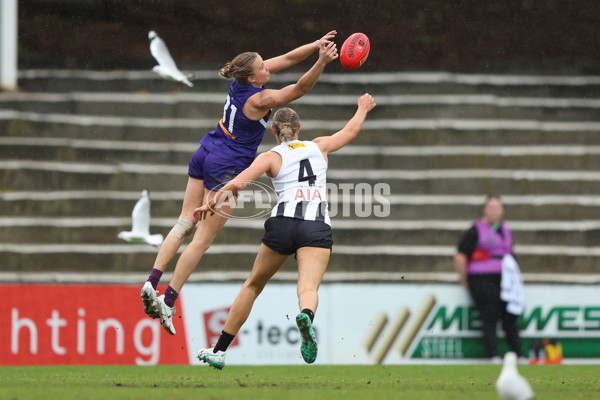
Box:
[118,190,164,247]
[148,30,194,87]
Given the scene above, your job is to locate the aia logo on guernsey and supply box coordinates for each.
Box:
[293,187,323,201]
[203,307,240,349]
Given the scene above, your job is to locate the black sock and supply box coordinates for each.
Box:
[213,330,235,353]
[301,308,314,323]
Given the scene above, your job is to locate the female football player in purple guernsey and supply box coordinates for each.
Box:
[140,31,339,335]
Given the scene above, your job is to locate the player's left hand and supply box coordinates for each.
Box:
[315,30,337,48]
[193,201,216,221]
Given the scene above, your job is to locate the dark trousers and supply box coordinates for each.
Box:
[467,273,523,358]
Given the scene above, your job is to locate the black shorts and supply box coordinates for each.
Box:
[262,217,333,255]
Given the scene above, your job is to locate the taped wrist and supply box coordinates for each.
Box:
[168,218,195,241]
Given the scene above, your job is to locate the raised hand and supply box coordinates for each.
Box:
[317,30,338,45]
[319,41,339,64]
[358,93,376,112]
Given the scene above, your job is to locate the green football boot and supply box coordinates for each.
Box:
[296,313,318,364]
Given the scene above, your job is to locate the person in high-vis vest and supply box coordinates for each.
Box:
[193,93,376,369]
[454,195,523,363]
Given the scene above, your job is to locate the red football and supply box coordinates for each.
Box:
[340,33,370,70]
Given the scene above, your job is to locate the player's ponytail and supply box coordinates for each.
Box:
[272,107,300,141]
[219,52,258,84]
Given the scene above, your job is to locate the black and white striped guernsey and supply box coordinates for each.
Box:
[269,140,330,226]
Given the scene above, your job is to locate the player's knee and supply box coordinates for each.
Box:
[167,218,195,242]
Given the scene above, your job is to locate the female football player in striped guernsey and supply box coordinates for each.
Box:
[193,93,376,369]
[140,31,339,335]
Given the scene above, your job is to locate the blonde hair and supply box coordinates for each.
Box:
[272,108,300,141]
[219,52,258,84]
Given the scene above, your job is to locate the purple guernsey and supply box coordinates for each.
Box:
[200,80,272,168]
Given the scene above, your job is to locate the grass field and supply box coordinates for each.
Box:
[1,364,599,399]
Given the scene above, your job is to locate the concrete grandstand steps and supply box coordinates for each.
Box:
[0,136,199,165]
[3,92,600,121]
[3,217,598,248]
[2,69,600,276]
[0,160,187,191]
[3,111,600,147]
[334,144,600,170]
[4,137,600,170]
[18,70,600,97]
[3,160,600,194]
[0,92,225,119]
[3,191,599,220]
[0,243,597,274]
[0,110,215,143]
[328,169,600,194]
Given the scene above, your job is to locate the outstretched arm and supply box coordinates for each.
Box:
[314,93,376,155]
[245,41,338,118]
[264,30,337,73]
[193,152,280,220]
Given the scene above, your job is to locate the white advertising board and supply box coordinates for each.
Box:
[180,283,600,365]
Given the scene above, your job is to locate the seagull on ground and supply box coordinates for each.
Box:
[148,30,194,87]
[118,190,164,247]
[496,352,535,400]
